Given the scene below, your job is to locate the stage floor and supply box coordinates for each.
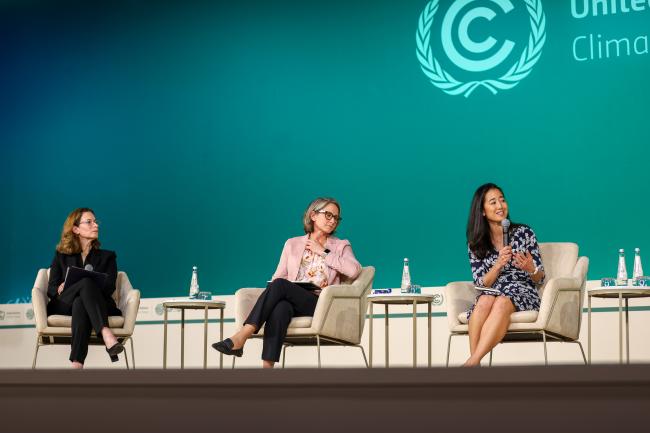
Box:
[2,365,649,432]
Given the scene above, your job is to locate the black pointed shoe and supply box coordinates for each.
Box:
[106,342,124,362]
[211,338,243,357]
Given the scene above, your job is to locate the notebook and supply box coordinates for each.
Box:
[474,286,501,296]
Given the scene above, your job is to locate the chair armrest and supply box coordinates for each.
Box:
[120,289,140,334]
[310,267,375,343]
[536,276,582,338]
[311,283,352,328]
[31,269,49,332]
[444,282,476,329]
[234,288,265,328]
[310,278,371,344]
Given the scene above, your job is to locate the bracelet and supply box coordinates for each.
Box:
[529,265,540,276]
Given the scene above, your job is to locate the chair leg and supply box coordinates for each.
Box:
[231,356,236,369]
[123,338,130,370]
[489,350,493,367]
[575,340,587,365]
[316,336,321,368]
[282,345,288,369]
[32,337,40,370]
[542,331,548,366]
[129,337,136,369]
[445,334,453,367]
[358,345,369,368]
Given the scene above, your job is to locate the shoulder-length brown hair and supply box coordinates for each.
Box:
[56,208,101,254]
[302,197,341,234]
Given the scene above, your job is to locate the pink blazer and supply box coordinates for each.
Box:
[272,235,362,286]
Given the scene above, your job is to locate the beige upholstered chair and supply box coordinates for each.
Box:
[232,266,375,368]
[31,268,140,369]
[444,243,589,366]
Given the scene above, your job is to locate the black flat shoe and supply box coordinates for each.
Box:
[106,342,124,362]
[211,338,243,357]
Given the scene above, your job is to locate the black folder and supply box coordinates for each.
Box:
[63,266,108,291]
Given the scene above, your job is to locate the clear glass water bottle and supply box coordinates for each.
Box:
[401,258,411,293]
[616,249,628,286]
[633,248,644,281]
[189,266,200,299]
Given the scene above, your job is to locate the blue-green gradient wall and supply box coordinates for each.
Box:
[2,0,649,302]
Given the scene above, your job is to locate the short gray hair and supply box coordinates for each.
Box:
[302,197,341,234]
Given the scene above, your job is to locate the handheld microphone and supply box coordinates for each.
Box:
[84,264,94,271]
[501,219,511,247]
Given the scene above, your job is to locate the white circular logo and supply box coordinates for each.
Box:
[416,0,546,97]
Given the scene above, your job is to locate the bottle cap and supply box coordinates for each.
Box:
[635,248,640,253]
[619,249,624,253]
[404,258,409,262]
[193,266,198,270]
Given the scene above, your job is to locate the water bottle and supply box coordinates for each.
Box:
[189,266,200,299]
[616,249,628,286]
[401,258,411,293]
[633,248,644,281]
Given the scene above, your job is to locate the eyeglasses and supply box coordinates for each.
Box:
[316,210,342,222]
[78,219,100,226]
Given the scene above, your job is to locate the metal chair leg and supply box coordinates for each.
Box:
[445,333,453,367]
[489,350,493,367]
[32,337,40,370]
[124,339,130,370]
[129,337,136,369]
[575,341,587,365]
[231,356,236,369]
[358,345,369,368]
[542,331,548,366]
[282,345,288,369]
[317,336,321,368]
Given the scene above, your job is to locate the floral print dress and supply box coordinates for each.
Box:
[467,225,545,320]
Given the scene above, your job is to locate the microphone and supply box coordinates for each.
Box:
[84,264,94,271]
[501,219,511,247]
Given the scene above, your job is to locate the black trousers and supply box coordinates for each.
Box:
[245,278,318,362]
[47,277,121,363]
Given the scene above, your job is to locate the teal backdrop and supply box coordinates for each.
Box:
[1,0,649,302]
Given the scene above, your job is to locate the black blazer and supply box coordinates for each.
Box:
[47,249,118,304]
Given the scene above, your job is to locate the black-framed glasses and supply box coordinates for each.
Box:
[316,210,342,222]
[78,219,100,226]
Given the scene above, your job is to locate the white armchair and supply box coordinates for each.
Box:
[31,268,140,368]
[233,266,375,368]
[444,243,589,366]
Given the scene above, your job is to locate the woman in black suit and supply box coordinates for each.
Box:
[47,208,124,368]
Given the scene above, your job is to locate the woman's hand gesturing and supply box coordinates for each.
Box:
[305,239,326,256]
[513,251,536,274]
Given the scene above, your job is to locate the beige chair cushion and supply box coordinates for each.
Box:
[47,315,125,328]
[458,310,538,324]
[257,317,312,336]
[288,316,313,329]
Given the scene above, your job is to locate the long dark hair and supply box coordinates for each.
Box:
[466,183,519,259]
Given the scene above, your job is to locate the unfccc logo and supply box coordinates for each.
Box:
[416,0,546,97]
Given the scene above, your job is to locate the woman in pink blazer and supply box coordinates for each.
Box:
[212,197,362,368]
